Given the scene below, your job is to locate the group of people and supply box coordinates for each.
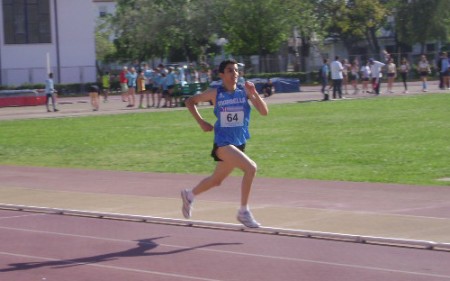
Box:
[85,63,213,112]
[113,63,212,110]
[319,51,450,101]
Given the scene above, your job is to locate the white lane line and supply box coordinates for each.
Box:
[0,213,45,220]
[1,226,449,279]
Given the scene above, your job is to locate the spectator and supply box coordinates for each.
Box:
[126,67,137,107]
[45,72,58,112]
[160,72,169,107]
[151,68,163,108]
[165,67,177,107]
[399,57,410,93]
[342,59,351,95]
[119,66,129,102]
[330,56,344,99]
[436,52,445,89]
[439,52,449,90]
[360,61,371,94]
[137,70,148,109]
[350,59,360,95]
[143,64,154,108]
[386,57,397,94]
[262,78,275,98]
[369,58,385,95]
[101,71,110,102]
[89,84,100,111]
[418,55,431,92]
[319,59,330,101]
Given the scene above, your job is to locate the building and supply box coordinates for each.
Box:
[0,0,97,86]
[93,0,116,19]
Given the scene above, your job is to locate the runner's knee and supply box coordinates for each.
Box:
[243,160,257,175]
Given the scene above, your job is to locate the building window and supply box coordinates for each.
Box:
[3,0,51,44]
[99,6,108,18]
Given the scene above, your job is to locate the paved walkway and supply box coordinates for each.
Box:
[0,80,446,121]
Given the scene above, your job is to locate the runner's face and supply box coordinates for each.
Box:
[220,64,238,85]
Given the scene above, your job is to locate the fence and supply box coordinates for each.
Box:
[2,51,444,88]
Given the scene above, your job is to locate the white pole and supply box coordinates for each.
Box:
[46,52,51,74]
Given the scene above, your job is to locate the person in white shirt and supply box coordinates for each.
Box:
[330,56,344,99]
[369,58,385,95]
[360,61,371,94]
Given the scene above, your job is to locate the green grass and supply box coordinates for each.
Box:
[0,93,449,186]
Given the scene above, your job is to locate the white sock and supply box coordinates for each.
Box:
[239,205,249,213]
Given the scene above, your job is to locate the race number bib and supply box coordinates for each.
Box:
[220,111,244,127]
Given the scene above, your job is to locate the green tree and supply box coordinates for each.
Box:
[220,0,318,71]
[221,0,291,56]
[95,18,116,74]
[395,0,450,53]
[110,0,224,63]
[317,0,388,55]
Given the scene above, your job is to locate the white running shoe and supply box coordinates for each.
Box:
[237,210,261,228]
[181,189,193,219]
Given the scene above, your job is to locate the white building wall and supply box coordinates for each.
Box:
[0,0,97,86]
[57,0,96,84]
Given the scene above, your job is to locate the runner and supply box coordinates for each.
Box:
[181,59,269,228]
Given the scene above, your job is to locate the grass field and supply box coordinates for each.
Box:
[0,93,449,186]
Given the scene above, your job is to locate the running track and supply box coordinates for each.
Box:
[1,209,450,281]
[0,165,449,281]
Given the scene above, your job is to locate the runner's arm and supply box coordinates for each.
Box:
[244,81,269,116]
[185,88,216,132]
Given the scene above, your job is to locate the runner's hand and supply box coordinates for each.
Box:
[244,81,256,95]
[199,119,213,132]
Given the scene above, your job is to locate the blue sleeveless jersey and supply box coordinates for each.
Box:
[214,85,251,146]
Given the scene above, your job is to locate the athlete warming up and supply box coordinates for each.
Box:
[181,59,269,228]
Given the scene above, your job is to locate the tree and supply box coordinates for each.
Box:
[110,0,175,62]
[95,20,116,61]
[317,0,388,55]
[220,0,318,71]
[221,0,291,57]
[395,0,450,53]
[109,0,224,63]
[95,18,116,74]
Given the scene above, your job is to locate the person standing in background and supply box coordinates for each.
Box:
[439,52,449,90]
[386,58,397,94]
[418,55,431,92]
[330,56,344,99]
[101,71,110,102]
[45,73,58,112]
[369,58,385,95]
[320,58,330,101]
[360,61,371,94]
[137,70,148,109]
[399,58,410,93]
[119,66,129,102]
[349,59,360,95]
[126,67,137,107]
[89,84,100,111]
